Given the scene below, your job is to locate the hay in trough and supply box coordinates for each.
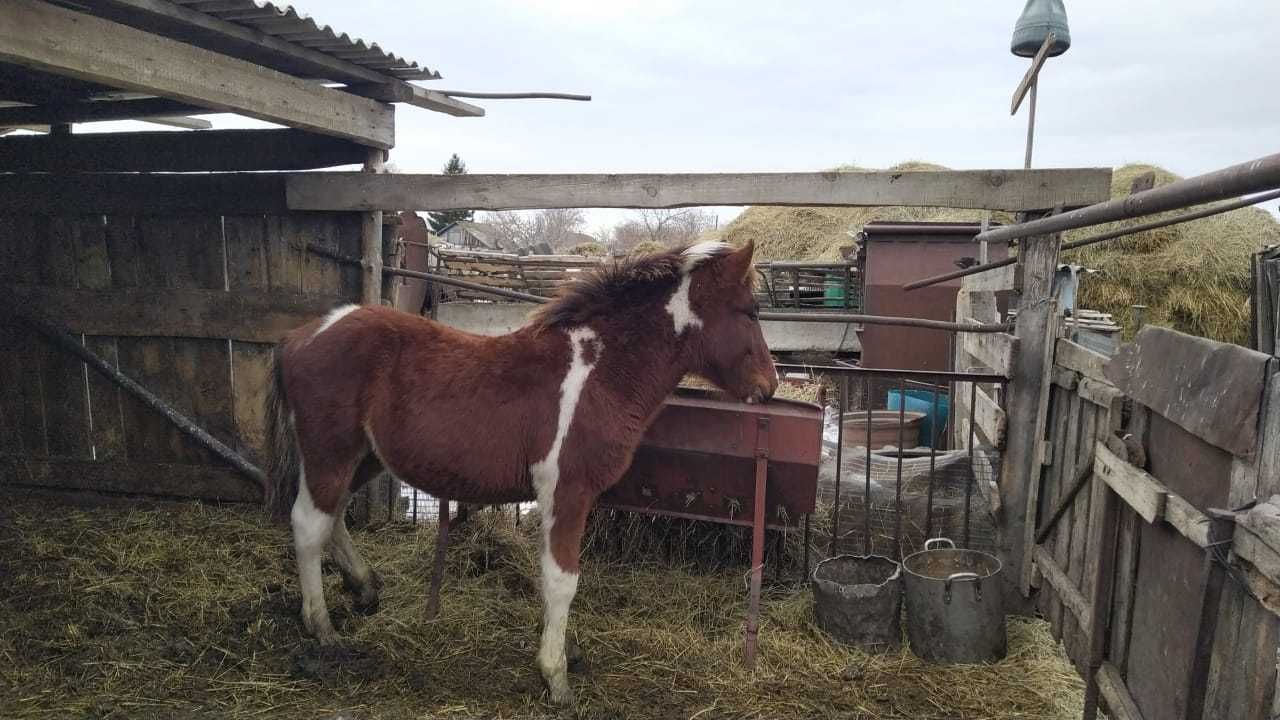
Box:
[1061,163,1280,344]
[0,492,1083,719]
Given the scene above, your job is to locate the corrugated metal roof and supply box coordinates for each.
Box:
[169,0,439,80]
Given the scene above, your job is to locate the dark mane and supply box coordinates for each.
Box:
[531,245,723,329]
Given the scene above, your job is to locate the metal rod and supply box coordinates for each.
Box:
[774,363,1007,384]
[13,310,266,489]
[977,152,1280,245]
[864,378,872,556]
[385,266,551,304]
[894,380,906,559]
[759,311,1010,333]
[924,387,940,539]
[964,382,977,547]
[1024,80,1037,169]
[830,375,845,556]
[1034,459,1095,545]
[903,186,1280,291]
[437,90,592,101]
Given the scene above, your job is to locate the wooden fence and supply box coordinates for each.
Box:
[0,207,367,509]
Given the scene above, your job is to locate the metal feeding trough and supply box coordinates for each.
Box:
[601,387,822,666]
[811,554,903,651]
[902,538,1006,664]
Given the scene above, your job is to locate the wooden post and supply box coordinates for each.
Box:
[1001,226,1062,603]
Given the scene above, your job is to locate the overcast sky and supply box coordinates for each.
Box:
[106,1,1280,226]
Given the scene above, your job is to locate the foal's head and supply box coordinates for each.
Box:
[678,240,778,404]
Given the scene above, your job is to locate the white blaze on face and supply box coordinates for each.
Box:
[312,304,359,340]
[528,326,600,700]
[666,242,733,335]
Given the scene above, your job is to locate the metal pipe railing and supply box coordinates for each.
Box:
[903,187,1280,291]
[974,151,1280,245]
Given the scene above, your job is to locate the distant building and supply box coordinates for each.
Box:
[437,221,506,251]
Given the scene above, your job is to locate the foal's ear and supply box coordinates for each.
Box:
[719,240,755,287]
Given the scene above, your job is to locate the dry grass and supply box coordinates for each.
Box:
[0,492,1083,719]
[1061,163,1279,344]
[721,161,1279,344]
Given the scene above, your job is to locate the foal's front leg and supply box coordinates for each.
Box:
[537,496,590,706]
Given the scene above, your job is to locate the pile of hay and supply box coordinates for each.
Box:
[0,492,1085,719]
[720,161,1280,344]
[1061,164,1279,344]
[567,240,607,257]
[719,162,1015,262]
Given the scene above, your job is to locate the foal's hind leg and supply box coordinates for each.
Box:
[328,457,385,615]
[292,460,338,644]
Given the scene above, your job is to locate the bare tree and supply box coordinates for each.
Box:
[481,209,588,252]
[636,208,718,246]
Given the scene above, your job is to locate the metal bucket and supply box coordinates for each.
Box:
[902,538,1006,663]
[811,554,902,651]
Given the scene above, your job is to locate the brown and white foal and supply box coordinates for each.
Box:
[264,240,777,704]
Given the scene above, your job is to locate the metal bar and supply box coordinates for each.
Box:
[437,90,591,101]
[904,186,1280,291]
[744,416,770,668]
[13,309,266,488]
[978,152,1280,245]
[924,388,940,538]
[864,378,872,556]
[830,376,846,555]
[425,498,450,619]
[759,311,1010,333]
[964,382,977,547]
[774,363,1007,384]
[895,379,906,558]
[1034,459,1094,545]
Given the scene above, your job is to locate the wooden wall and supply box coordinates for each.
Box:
[0,208,362,503]
[1031,329,1280,720]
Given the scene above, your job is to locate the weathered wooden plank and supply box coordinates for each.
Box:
[294,213,344,296]
[1064,398,1098,671]
[1204,582,1246,720]
[1010,228,1062,598]
[1096,662,1144,720]
[0,0,395,147]
[1077,377,1123,410]
[961,263,1017,293]
[5,285,346,343]
[0,456,260,503]
[1080,468,1120,720]
[1163,493,1213,549]
[1110,408,1148,677]
[1236,527,1280,587]
[225,214,275,464]
[1033,544,1091,632]
[1051,366,1078,391]
[971,385,1007,449]
[961,328,1017,378]
[1056,337,1110,383]
[1010,32,1056,115]
[0,174,289,215]
[1105,325,1271,457]
[1095,442,1167,524]
[286,168,1115,212]
[1043,385,1075,637]
[0,128,368,172]
[345,80,484,117]
[34,217,92,459]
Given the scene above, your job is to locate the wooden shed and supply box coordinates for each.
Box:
[0,0,488,522]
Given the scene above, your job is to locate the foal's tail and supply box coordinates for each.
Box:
[264,345,301,523]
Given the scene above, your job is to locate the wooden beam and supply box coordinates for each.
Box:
[1010,33,1056,115]
[0,97,204,125]
[4,285,346,343]
[0,456,261,503]
[285,168,1115,212]
[960,327,1018,377]
[86,0,438,85]
[1077,377,1123,410]
[1096,662,1145,720]
[972,385,1008,448]
[0,0,394,147]
[344,82,484,117]
[0,128,367,172]
[1095,441,1167,524]
[1032,544,1091,632]
[139,116,212,130]
[961,262,1017,292]
[1056,337,1110,383]
[0,173,288,213]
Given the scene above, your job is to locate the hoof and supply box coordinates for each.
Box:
[351,588,380,616]
[546,683,575,707]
